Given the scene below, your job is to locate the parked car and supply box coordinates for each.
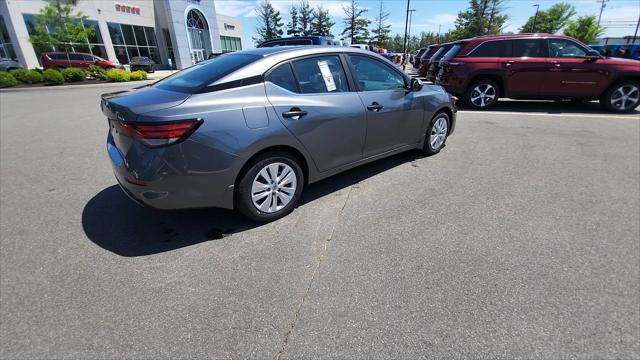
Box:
[417,45,441,76]
[436,34,640,113]
[413,47,427,68]
[208,52,223,60]
[41,52,117,70]
[101,47,457,221]
[129,56,155,73]
[0,58,24,71]
[258,36,340,48]
[425,43,455,82]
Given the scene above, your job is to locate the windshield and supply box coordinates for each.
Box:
[153,53,262,93]
[440,43,463,62]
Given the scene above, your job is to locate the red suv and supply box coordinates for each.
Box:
[417,44,440,77]
[41,52,117,70]
[436,34,640,113]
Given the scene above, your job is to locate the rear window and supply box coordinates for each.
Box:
[469,40,511,57]
[153,53,261,93]
[428,47,445,63]
[440,43,464,61]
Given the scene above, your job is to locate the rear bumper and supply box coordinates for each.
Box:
[436,73,466,96]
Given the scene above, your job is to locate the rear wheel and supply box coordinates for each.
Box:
[422,112,450,156]
[601,81,640,113]
[465,79,499,109]
[236,152,304,222]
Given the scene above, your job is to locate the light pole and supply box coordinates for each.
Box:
[597,0,609,26]
[402,0,410,69]
[407,9,416,51]
[530,4,540,32]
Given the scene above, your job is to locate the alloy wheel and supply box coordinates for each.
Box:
[470,84,497,107]
[430,116,448,150]
[251,162,297,213]
[610,84,640,111]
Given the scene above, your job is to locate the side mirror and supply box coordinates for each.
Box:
[408,78,423,92]
[585,49,601,61]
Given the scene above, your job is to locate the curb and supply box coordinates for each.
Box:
[0,79,156,92]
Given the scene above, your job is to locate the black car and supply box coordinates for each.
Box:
[257,36,340,48]
[129,56,155,73]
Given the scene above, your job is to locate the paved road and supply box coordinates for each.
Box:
[1,85,639,359]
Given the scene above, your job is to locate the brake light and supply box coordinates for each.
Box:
[115,119,202,147]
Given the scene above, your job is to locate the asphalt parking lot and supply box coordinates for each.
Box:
[1,84,639,358]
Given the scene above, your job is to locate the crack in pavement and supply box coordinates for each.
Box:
[273,185,355,360]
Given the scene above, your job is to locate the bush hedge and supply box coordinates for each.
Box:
[61,67,86,82]
[88,65,108,80]
[130,70,147,81]
[106,68,130,82]
[22,70,43,84]
[9,68,30,83]
[43,69,64,85]
[0,72,18,88]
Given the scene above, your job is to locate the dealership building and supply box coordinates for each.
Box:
[0,0,243,69]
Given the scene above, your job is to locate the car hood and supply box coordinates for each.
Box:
[101,86,190,121]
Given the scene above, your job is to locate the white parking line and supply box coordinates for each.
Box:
[458,110,639,120]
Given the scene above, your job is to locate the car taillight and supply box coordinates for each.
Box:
[115,119,202,147]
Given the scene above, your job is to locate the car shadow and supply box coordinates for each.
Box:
[463,99,640,115]
[82,150,426,257]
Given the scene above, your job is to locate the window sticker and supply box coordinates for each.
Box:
[317,60,337,92]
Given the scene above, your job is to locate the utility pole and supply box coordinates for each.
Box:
[633,15,640,45]
[437,24,441,43]
[402,0,410,69]
[530,4,540,33]
[597,0,609,26]
[407,9,416,51]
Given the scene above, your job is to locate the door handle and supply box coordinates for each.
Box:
[367,102,384,112]
[282,107,308,120]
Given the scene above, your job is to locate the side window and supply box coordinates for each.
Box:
[548,38,587,58]
[512,39,543,57]
[348,55,406,91]
[291,55,349,94]
[266,63,298,93]
[83,54,96,62]
[470,40,511,57]
[287,39,312,45]
[69,53,85,61]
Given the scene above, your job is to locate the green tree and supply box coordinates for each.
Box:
[287,5,300,36]
[254,0,284,45]
[371,0,391,46]
[563,15,605,44]
[298,0,314,36]
[311,6,335,37]
[450,0,507,40]
[341,0,371,44]
[28,0,95,59]
[520,3,576,33]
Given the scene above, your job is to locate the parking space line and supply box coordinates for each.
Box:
[458,110,638,120]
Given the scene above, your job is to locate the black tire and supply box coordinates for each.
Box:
[464,79,500,109]
[601,80,640,113]
[236,151,304,222]
[422,111,450,156]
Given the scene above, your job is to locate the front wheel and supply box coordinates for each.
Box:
[236,152,304,222]
[422,112,450,156]
[601,81,640,113]
[464,79,499,109]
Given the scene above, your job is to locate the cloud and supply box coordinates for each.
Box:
[214,0,257,17]
[389,12,457,34]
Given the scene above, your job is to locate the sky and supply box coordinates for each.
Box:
[213,0,640,48]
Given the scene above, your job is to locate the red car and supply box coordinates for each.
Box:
[417,44,441,77]
[41,52,117,70]
[436,34,640,113]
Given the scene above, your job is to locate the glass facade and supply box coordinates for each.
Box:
[220,36,242,52]
[22,14,107,64]
[107,22,159,65]
[0,15,17,59]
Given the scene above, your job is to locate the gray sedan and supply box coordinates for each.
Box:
[102,47,457,221]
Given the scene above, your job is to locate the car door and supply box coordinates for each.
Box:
[346,54,423,157]
[542,38,609,97]
[500,38,550,97]
[265,55,367,172]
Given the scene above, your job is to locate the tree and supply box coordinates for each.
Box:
[371,0,391,46]
[287,5,300,36]
[28,0,95,59]
[519,3,576,33]
[254,0,284,45]
[563,15,605,44]
[341,0,371,44]
[311,6,335,37]
[298,0,314,36]
[450,0,507,40]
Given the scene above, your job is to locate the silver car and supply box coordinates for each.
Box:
[102,47,457,221]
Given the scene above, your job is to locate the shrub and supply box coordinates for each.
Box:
[88,65,108,80]
[43,69,64,85]
[0,72,18,88]
[61,67,86,82]
[130,70,147,81]
[22,70,43,84]
[9,68,29,83]
[106,68,130,82]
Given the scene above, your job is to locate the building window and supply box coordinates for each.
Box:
[163,28,175,66]
[22,14,107,65]
[107,22,159,65]
[0,15,17,60]
[220,36,242,52]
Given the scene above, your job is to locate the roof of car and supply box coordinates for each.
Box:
[457,33,575,43]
